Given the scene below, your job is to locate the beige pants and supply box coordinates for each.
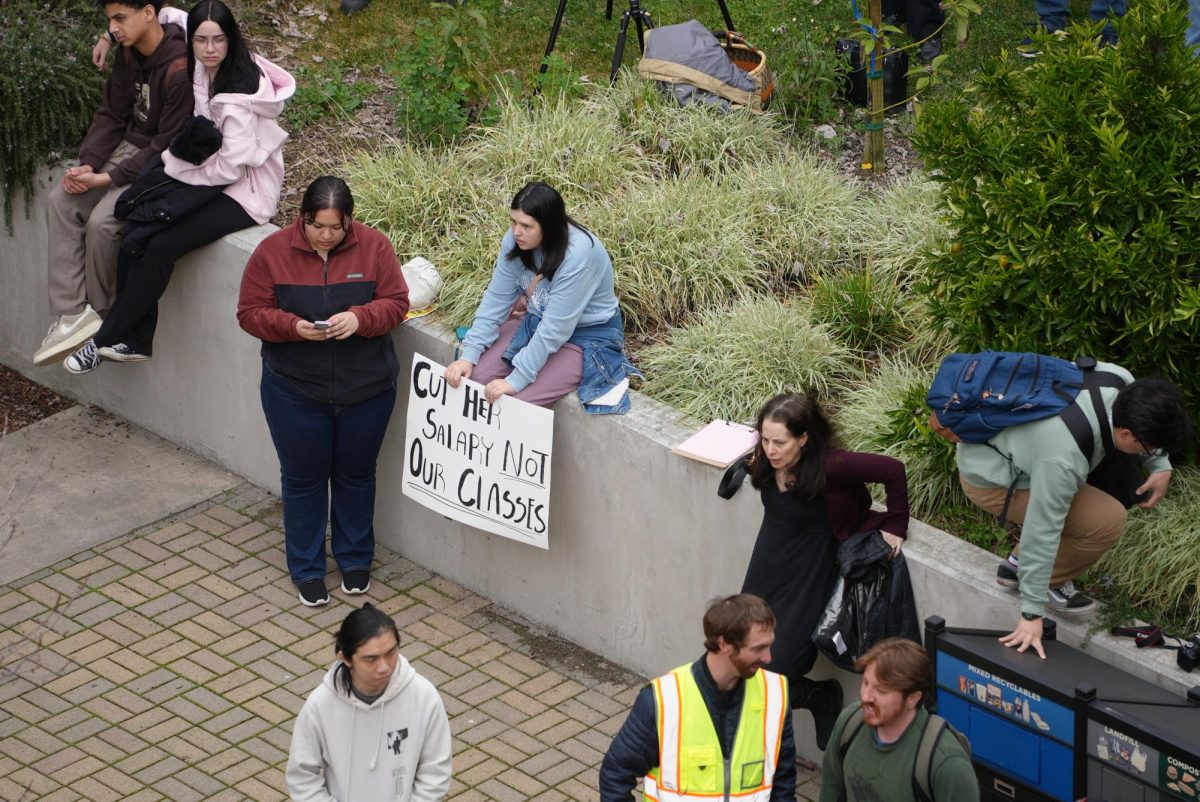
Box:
[46,140,140,318]
[960,476,1127,586]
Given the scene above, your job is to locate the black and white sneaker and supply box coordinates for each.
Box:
[341,570,371,595]
[1047,582,1097,613]
[1018,36,1043,58]
[63,340,101,374]
[996,561,1020,589]
[298,579,330,607]
[98,343,150,362]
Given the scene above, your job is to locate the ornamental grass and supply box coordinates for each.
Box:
[638,298,857,424]
[1097,466,1200,630]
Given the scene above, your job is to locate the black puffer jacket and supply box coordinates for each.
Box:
[813,529,921,671]
[114,156,225,258]
[598,656,796,801]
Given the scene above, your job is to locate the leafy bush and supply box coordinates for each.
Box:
[1097,466,1200,629]
[0,0,103,232]
[389,1,490,143]
[759,27,844,126]
[912,0,1200,428]
[639,298,857,423]
[285,68,370,130]
[835,358,964,518]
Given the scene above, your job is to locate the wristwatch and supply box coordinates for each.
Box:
[1021,612,1042,621]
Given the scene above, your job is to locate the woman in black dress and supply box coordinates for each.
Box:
[741,393,909,750]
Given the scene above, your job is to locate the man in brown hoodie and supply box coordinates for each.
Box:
[34,0,193,366]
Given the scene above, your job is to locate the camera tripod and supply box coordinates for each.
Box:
[539,0,735,84]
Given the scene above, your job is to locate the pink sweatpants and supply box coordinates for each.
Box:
[471,318,583,408]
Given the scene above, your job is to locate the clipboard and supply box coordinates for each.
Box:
[672,420,758,468]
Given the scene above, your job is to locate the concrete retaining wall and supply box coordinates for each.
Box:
[3,170,1192,758]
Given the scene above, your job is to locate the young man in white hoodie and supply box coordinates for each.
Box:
[287,604,452,802]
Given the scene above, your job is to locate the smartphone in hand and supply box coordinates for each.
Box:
[313,320,331,330]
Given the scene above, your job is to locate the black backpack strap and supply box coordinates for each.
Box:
[1059,359,1129,464]
[717,457,749,500]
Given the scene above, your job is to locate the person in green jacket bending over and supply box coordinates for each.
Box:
[955,363,1191,659]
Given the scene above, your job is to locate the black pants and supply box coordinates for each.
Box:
[883,0,945,43]
[96,193,255,354]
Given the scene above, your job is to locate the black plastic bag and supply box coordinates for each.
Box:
[812,530,921,671]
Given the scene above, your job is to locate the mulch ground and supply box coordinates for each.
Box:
[0,366,74,434]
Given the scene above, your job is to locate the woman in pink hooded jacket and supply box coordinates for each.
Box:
[66,0,296,373]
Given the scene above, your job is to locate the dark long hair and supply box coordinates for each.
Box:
[747,393,838,498]
[505,181,593,281]
[333,603,400,696]
[187,0,262,96]
[300,176,355,225]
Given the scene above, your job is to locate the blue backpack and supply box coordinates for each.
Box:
[925,352,1086,443]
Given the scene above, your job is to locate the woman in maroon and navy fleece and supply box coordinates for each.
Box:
[237,176,409,607]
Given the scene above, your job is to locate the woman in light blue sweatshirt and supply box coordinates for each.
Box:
[445,182,640,413]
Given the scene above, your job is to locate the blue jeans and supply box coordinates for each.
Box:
[1035,0,1126,32]
[1189,0,1200,52]
[260,366,396,584]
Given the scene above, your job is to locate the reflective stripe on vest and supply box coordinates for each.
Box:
[643,664,787,802]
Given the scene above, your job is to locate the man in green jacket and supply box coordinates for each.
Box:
[956,363,1191,658]
[820,638,978,802]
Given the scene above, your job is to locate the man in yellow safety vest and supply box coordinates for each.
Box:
[599,594,796,801]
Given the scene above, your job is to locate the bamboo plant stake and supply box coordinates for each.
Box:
[861,0,885,173]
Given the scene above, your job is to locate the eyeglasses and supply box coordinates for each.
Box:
[1135,438,1167,458]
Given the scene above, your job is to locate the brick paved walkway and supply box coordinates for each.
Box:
[0,483,820,801]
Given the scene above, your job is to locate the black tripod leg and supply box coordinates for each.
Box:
[606,0,613,20]
[610,13,631,83]
[541,0,571,74]
[715,0,734,32]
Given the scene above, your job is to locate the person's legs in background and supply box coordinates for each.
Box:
[261,367,336,605]
[1189,0,1200,52]
[328,384,397,594]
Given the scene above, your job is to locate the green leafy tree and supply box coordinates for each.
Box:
[913,0,1200,429]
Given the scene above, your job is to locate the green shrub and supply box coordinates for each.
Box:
[389,0,491,143]
[285,67,370,130]
[912,0,1200,428]
[808,268,906,352]
[854,177,949,290]
[639,298,857,423]
[759,27,844,126]
[0,0,103,233]
[836,358,963,518]
[588,174,773,332]
[1097,466,1200,630]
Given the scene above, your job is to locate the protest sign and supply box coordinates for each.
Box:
[402,353,554,549]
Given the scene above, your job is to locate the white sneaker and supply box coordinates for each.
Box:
[33,305,103,366]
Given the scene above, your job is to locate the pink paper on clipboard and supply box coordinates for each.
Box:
[672,420,758,468]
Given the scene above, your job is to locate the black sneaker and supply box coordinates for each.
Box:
[1097,31,1119,49]
[1047,581,1097,613]
[341,570,371,595]
[919,37,942,65]
[1018,36,1043,58]
[298,579,330,607]
[996,562,1020,589]
[98,343,150,362]
[808,679,843,752]
[63,340,101,374]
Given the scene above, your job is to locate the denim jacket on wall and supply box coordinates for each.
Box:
[503,310,642,414]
